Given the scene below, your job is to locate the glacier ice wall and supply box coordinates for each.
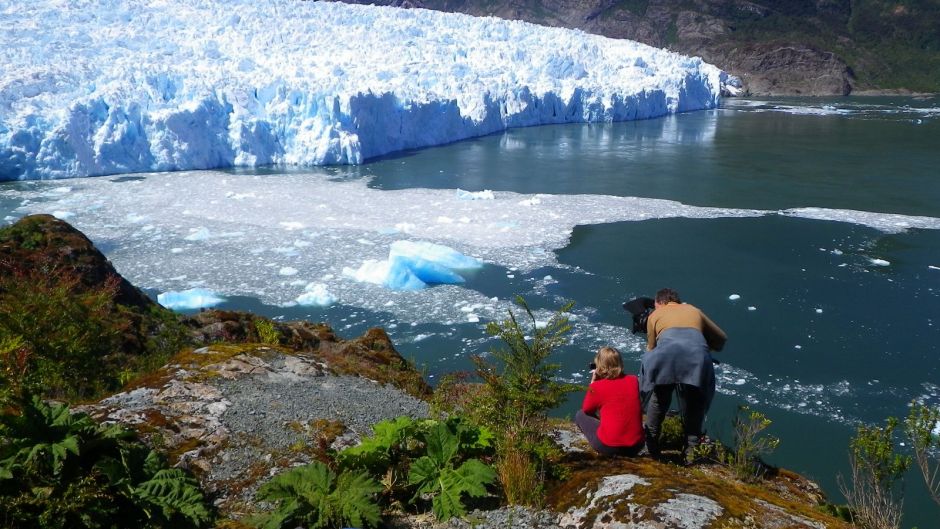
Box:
[0,1,725,180]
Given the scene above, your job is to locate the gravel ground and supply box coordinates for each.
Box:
[207,354,429,494]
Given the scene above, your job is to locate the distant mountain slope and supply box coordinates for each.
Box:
[336,0,940,95]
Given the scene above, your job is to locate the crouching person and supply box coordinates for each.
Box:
[575,346,645,456]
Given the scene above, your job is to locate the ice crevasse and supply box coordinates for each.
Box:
[0,0,728,180]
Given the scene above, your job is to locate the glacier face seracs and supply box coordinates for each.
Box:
[0,0,725,180]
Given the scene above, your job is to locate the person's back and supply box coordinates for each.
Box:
[576,346,644,457]
[641,287,727,462]
[582,374,643,448]
[647,301,726,352]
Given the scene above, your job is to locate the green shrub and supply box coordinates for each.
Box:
[0,393,213,528]
[0,264,125,399]
[471,297,579,506]
[659,414,686,451]
[254,462,382,529]
[905,402,940,507]
[0,257,187,402]
[407,421,497,520]
[336,415,496,520]
[839,417,911,529]
[727,405,780,482]
[253,319,281,345]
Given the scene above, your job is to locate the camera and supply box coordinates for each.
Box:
[589,362,596,370]
[622,296,655,334]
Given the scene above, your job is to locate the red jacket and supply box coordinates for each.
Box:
[581,374,644,447]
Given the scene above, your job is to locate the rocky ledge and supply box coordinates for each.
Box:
[77,312,431,517]
[76,316,849,527]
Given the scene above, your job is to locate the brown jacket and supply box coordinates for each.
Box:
[646,302,727,352]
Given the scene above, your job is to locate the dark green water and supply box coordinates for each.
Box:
[4,96,939,525]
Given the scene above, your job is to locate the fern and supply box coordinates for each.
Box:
[407,422,496,520]
[255,461,382,529]
[134,469,213,525]
[0,392,214,528]
[337,416,419,473]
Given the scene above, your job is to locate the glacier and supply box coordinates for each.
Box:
[0,0,725,180]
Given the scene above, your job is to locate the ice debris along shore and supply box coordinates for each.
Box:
[0,0,726,180]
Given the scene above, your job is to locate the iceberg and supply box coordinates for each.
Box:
[157,288,225,310]
[344,240,482,290]
[295,283,336,307]
[0,1,725,180]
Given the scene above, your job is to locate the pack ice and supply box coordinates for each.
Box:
[0,0,726,180]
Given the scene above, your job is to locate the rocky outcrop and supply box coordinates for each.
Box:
[0,214,155,309]
[78,338,431,516]
[546,425,851,529]
[330,0,940,95]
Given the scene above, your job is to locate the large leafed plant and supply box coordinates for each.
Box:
[0,393,213,528]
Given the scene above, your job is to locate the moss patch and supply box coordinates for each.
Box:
[548,454,852,528]
[313,327,432,399]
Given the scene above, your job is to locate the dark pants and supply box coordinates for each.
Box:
[643,384,706,454]
[574,410,642,457]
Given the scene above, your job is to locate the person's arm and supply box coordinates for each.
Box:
[582,382,601,415]
[701,312,727,352]
[646,312,658,351]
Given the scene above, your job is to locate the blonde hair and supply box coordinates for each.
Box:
[593,346,624,380]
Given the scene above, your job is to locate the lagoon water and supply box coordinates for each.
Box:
[2,97,939,525]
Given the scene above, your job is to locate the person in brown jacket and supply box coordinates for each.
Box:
[640,288,727,462]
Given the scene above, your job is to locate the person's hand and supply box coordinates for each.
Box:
[590,370,597,383]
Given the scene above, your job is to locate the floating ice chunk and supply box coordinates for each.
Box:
[170,247,184,254]
[467,314,480,323]
[390,240,482,271]
[815,308,823,314]
[748,306,757,311]
[794,345,802,350]
[344,241,481,290]
[456,189,495,200]
[734,379,746,385]
[930,265,940,271]
[399,255,465,285]
[158,288,225,309]
[279,221,304,231]
[394,222,416,234]
[831,249,843,255]
[518,197,542,206]
[184,227,212,241]
[225,191,256,200]
[279,267,298,276]
[869,258,890,266]
[343,259,421,290]
[52,211,74,220]
[728,294,741,300]
[296,282,336,306]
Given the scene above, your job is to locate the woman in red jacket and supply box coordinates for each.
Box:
[575,346,644,456]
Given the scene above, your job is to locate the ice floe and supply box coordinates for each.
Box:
[157,288,225,310]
